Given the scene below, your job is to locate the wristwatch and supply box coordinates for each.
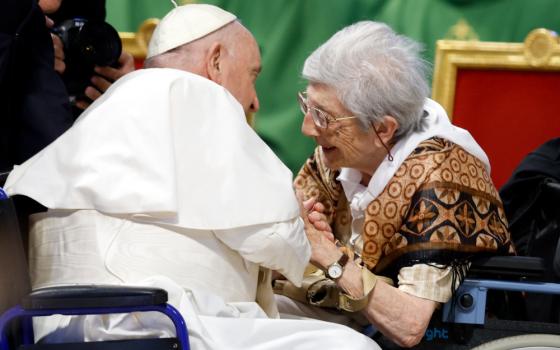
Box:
[326,252,349,280]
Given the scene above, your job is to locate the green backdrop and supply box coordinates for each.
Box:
[107,0,560,174]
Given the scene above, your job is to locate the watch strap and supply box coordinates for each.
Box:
[338,252,349,268]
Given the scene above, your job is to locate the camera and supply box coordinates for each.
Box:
[52,18,122,102]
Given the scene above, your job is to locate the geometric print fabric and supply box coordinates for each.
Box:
[294,137,515,274]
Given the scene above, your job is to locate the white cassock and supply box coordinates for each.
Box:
[4,69,378,349]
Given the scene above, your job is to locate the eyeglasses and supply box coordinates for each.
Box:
[297,91,358,129]
[297,91,394,161]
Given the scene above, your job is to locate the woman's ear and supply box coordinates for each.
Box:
[206,42,223,84]
[376,115,399,145]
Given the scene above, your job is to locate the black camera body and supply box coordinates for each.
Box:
[52,18,122,102]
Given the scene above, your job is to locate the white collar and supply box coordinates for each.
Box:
[337,98,489,214]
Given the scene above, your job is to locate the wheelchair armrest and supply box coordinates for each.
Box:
[468,255,545,280]
[22,285,168,310]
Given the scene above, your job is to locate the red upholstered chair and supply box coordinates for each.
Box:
[432,29,560,189]
[119,19,160,69]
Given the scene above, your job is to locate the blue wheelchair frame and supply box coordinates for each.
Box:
[369,254,560,349]
[416,261,560,348]
[0,302,189,350]
[443,278,560,325]
[0,191,191,350]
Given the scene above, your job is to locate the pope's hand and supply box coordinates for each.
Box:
[298,193,341,269]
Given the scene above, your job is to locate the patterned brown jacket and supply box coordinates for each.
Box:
[294,137,515,277]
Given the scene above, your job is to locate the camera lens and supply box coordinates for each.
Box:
[52,18,123,103]
[78,21,122,67]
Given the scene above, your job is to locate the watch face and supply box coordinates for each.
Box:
[327,263,343,279]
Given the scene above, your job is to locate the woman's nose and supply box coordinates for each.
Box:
[301,113,320,137]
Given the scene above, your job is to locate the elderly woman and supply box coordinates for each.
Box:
[277,21,515,347]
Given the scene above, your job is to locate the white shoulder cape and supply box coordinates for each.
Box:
[5,68,299,230]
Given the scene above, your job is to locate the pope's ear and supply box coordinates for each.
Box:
[206,42,223,84]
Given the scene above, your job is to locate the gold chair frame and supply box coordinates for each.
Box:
[432,28,560,117]
[118,18,160,60]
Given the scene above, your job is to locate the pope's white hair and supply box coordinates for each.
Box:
[302,21,430,140]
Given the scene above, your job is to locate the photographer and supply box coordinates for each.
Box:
[0,0,71,172]
[48,0,135,112]
[0,0,134,172]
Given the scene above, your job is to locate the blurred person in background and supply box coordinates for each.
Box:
[0,0,134,173]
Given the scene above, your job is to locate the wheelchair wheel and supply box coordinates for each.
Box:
[471,334,560,349]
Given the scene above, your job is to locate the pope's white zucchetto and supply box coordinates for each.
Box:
[147,4,237,59]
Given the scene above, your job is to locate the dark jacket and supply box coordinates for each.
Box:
[0,0,73,172]
[500,137,560,254]
[500,137,560,323]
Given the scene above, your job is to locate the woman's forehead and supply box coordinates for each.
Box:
[306,84,348,114]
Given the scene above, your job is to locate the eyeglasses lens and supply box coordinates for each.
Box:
[311,109,327,128]
[298,96,307,115]
[298,92,327,128]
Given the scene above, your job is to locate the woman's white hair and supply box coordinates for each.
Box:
[302,21,430,140]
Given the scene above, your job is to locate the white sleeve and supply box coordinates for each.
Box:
[213,217,311,286]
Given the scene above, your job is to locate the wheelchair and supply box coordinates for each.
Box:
[2,176,559,349]
[0,172,190,350]
[374,181,560,349]
[367,254,560,349]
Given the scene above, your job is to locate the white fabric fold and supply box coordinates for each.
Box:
[7,68,378,349]
[28,210,308,308]
[339,98,490,214]
[214,219,311,286]
[5,68,299,230]
[35,276,379,350]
